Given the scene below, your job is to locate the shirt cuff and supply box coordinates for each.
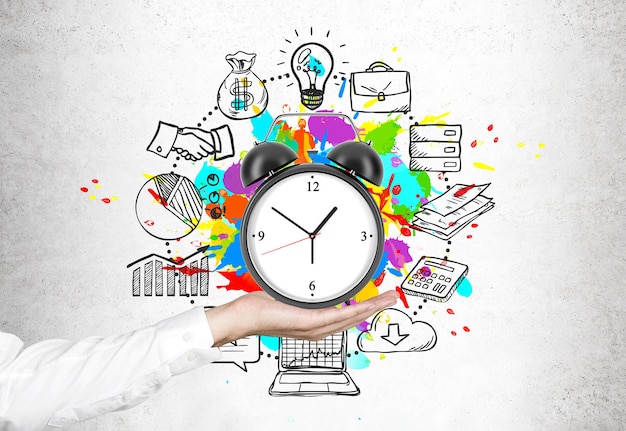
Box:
[154,306,223,375]
[212,125,235,160]
[146,121,179,158]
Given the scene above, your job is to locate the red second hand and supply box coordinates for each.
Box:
[261,233,321,255]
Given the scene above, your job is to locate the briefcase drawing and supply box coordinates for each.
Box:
[350,62,411,113]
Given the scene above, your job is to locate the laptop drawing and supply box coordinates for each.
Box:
[268,331,360,396]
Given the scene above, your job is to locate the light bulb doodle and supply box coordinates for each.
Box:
[290,43,334,110]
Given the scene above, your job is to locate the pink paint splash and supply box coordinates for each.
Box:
[222,161,260,197]
[308,113,358,145]
[384,238,412,269]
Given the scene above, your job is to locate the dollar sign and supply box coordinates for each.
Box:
[230,77,254,111]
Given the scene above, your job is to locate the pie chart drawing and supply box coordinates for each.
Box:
[135,173,204,240]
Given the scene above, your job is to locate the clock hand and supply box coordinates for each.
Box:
[311,206,338,236]
[271,207,311,236]
[310,206,338,265]
[262,233,321,256]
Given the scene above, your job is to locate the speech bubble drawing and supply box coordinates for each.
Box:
[215,335,261,372]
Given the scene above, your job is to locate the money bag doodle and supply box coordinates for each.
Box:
[217,51,268,120]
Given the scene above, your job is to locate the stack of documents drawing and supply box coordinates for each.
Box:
[409,124,462,172]
[411,183,495,240]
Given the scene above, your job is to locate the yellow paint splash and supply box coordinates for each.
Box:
[392,46,398,52]
[194,218,237,262]
[473,161,495,171]
[363,97,379,109]
[517,142,525,148]
[418,112,450,124]
[110,196,118,201]
[379,353,386,360]
[536,143,546,158]
[89,195,96,200]
[379,311,391,324]
[354,279,380,302]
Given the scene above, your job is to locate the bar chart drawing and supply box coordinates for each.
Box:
[127,245,212,297]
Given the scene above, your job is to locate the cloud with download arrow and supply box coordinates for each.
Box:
[357,308,437,353]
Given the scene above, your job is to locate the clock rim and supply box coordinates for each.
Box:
[240,163,385,309]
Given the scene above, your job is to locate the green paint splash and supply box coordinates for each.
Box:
[364,119,403,155]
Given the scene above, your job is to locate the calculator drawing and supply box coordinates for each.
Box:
[401,256,468,302]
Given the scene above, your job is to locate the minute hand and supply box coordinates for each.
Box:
[271,207,311,235]
[311,206,338,236]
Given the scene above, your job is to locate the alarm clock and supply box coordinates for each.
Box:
[239,113,385,308]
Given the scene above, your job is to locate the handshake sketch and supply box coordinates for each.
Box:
[147,121,235,162]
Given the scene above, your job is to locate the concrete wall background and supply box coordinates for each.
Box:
[1,1,624,430]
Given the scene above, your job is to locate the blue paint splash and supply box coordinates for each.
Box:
[250,110,274,141]
[347,352,370,369]
[457,277,473,297]
[261,336,280,351]
[308,55,326,77]
[338,78,347,98]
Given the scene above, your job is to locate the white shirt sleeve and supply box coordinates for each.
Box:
[0,307,223,431]
[146,121,180,157]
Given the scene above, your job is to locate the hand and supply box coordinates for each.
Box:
[174,128,216,161]
[204,290,399,346]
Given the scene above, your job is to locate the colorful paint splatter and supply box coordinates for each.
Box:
[192,110,432,306]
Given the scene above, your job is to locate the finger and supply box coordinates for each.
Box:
[196,145,212,157]
[179,129,213,146]
[324,290,399,326]
[178,127,198,135]
[300,291,399,339]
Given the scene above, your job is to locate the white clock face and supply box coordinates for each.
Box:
[241,164,384,308]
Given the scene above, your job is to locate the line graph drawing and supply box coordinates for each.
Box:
[268,331,359,396]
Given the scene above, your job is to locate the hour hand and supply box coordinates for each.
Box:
[271,207,311,236]
[312,206,338,236]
